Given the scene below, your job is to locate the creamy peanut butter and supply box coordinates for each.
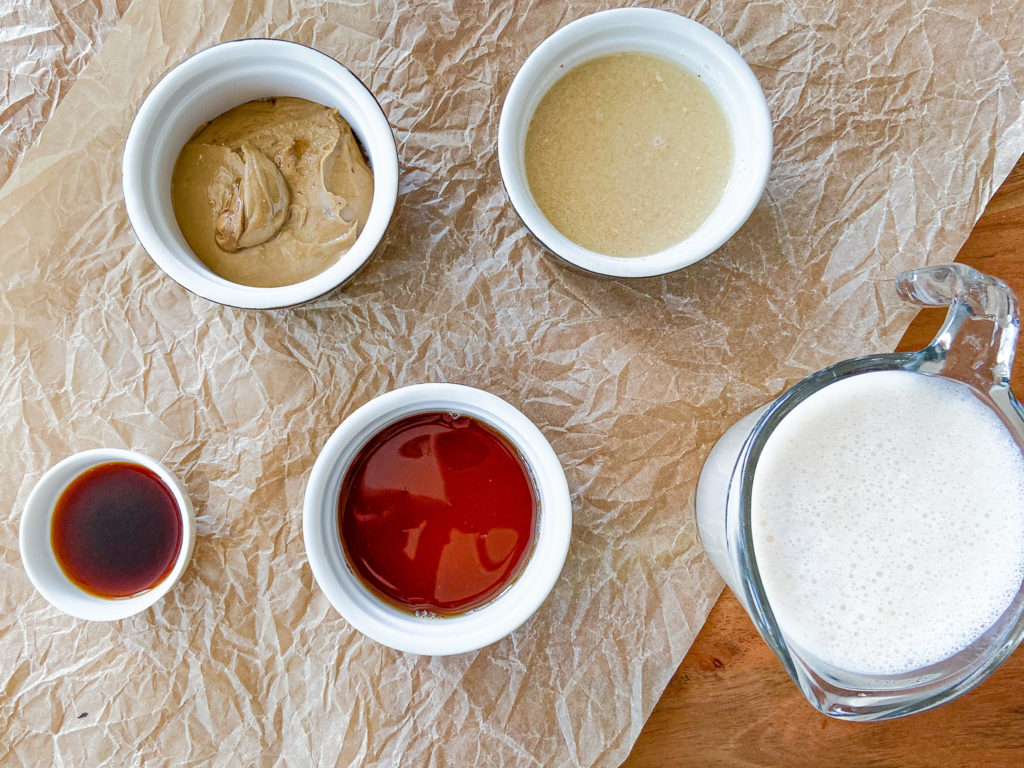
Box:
[171,97,374,288]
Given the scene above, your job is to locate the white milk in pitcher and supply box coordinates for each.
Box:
[752,370,1024,675]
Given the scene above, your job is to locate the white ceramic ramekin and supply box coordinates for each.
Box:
[303,383,572,655]
[19,449,196,621]
[498,8,772,278]
[123,39,399,309]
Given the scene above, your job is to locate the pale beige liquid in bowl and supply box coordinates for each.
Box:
[524,52,734,258]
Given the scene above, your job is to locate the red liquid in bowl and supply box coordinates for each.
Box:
[51,462,183,598]
[338,412,538,615]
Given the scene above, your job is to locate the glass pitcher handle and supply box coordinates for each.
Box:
[894,263,1019,389]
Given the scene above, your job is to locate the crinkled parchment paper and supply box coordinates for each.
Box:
[1,1,1023,766]
[0,0,130,188]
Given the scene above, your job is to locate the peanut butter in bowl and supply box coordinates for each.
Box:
[171,96,374,288]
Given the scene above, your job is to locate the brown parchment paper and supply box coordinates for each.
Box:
[2,0,1023,766]
[0,0,130,189]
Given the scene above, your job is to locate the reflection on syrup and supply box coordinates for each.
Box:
[339,412,538,615]
[51,462,183,599]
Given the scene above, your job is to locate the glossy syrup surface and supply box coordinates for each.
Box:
[339,412,538,615]
[51,462,183,598]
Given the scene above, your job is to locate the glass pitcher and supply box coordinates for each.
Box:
[695,263,1024,720]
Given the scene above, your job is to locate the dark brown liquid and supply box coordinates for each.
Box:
[339,412,538,615]
[51,462,183,598]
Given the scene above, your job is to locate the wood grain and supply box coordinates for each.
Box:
[623,154,1024,768]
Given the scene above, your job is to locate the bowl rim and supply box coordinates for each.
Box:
[302,383,573,655]
[19,448,197,621]
[497,7,773,278]
[122,38,399,309]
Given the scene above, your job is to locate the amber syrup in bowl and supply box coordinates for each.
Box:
[304,382,572,654]
[339,412,538,616]
[51,462,183,598]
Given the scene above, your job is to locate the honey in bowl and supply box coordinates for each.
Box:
[51,462,183,599]
[338,412,538,616]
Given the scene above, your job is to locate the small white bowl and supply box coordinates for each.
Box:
[303,383,572,655]
[123,39,399,309]
[498,8,772,277]
[19,449,196,621]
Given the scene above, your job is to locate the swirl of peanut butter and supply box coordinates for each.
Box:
[215,143,291,252]
[171,97,374,288]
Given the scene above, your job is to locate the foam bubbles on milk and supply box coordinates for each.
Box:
[752,370,1024,675]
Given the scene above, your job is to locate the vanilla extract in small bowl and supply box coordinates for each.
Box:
[51,462,183,598]
[20,449,196,621]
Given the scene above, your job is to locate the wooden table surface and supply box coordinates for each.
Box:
[623,154,1024,768]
